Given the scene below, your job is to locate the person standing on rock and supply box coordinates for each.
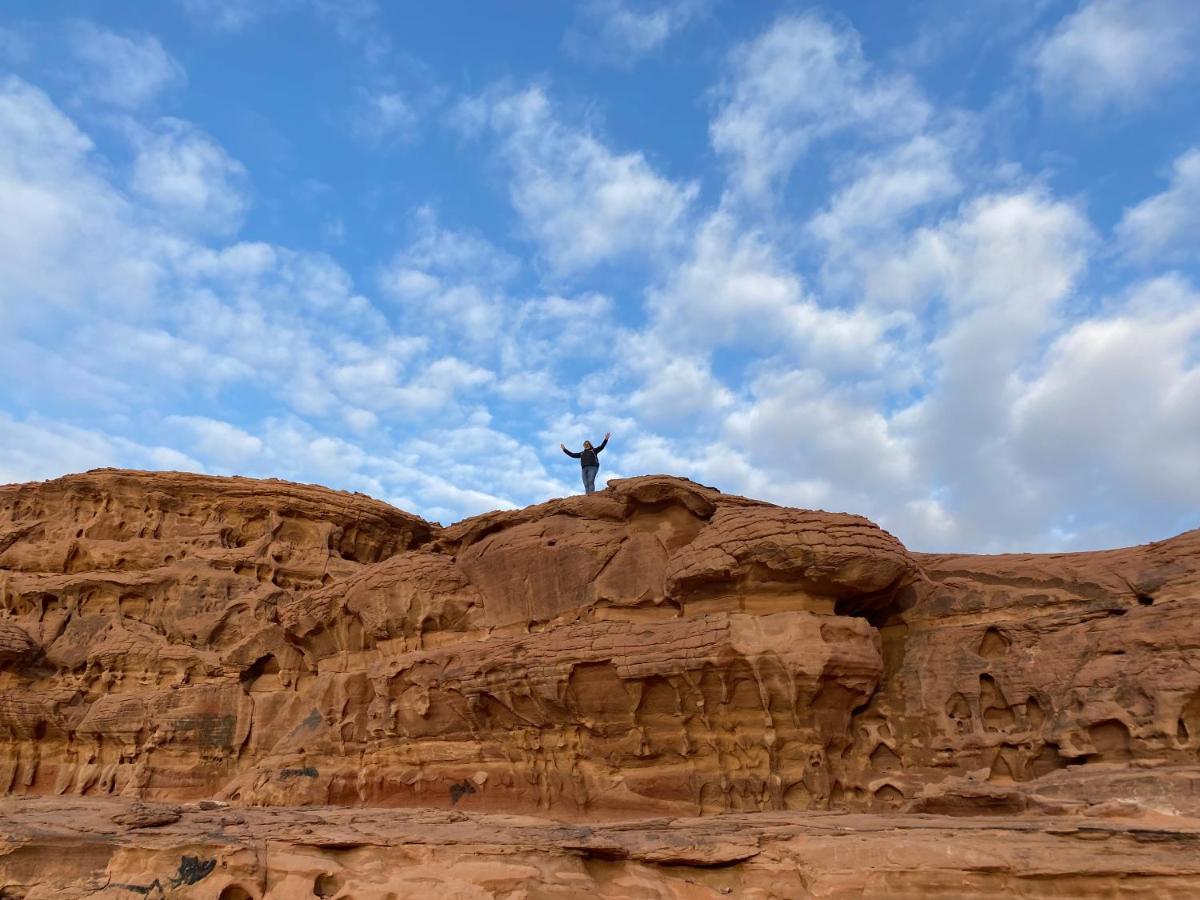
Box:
[560,432,611,495]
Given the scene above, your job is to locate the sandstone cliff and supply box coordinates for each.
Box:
[1,469,1198,898]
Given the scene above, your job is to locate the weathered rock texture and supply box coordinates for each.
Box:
[1,468,1198,897]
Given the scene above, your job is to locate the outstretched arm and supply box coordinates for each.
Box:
[560,443,582,458]
[595,432,611,453]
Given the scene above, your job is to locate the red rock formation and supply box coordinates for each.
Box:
[1,468,1198,896]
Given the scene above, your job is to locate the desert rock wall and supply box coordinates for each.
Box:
[0,468,1197,827]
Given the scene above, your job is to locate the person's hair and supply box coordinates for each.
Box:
[583,440,593,448]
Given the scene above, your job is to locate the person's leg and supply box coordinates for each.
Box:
[582,466,598,494]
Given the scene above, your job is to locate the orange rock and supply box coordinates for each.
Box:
[2,469,1199,894]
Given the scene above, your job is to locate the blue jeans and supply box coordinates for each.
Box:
[582,465,599,494]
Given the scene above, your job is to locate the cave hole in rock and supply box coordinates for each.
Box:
[869,743,901,773]
[1030,742,1068,778]
[218,887,255,900]
[1087,719,1133,762]
[698,781,724,815]
[978,627,1010,659]
[1025,696,1047,731]
[1136,593,1155,606]
[989,751,1017,784]
[783,780,812,811]
[945,692,971,732]
[872,784,904,810]
[314,873,343,897]
[828,782,845,807]
[1178,691,1200,744]
[567,662,631,726]
[240,654,282,693]
[979,675,1016,733]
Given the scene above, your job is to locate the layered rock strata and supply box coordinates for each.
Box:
[1,468,1199,896]
[4,797,1200,899]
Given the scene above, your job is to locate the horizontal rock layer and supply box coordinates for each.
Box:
[4,797,1200,899]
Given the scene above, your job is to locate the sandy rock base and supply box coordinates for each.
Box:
[4,797,1200,899]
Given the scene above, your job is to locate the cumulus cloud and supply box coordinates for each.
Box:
[0,77,161,327]
[626,348,734,427]
[378,209,520,344]
[808,133,964,256]
[724,368,915,502]
[66,22,185,109]
[453,85,697,276]
[0,79,526,507]
[873,191,1095,547]
[1033,0,1200,113]
[1115,148,1200,263]
[564,0,713,66]
[0,413,201,485]
[710,12,930,198]
[349,83,446,146]
[648,210,902,375]
[1011,275,1200,543]
[165,414,264,468]
[350,90,420,144]
[129,118,250,235]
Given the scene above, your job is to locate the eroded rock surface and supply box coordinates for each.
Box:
[1,468,1199,896]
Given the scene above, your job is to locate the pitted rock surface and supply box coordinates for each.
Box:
[1,469,1199,897]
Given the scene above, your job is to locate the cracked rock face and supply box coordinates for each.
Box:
[2,469,1199,897]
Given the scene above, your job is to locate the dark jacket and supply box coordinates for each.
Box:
[563,437,608,468]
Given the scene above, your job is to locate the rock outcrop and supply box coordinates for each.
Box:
[1,468,1198,897]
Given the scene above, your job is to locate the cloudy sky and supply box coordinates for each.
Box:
[1,0,1198,551]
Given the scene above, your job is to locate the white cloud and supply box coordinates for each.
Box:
[176,0,269,32]
[382,207,519,285]
[376,209,523,344]
[67,22,185,109]
[166,414,264,468]
[350,89,421,145]
[625,343,734,426]
[1012,275,1200,540]
[808,133,963,251]
[881,191,1096,547]
[724,368,915,500]
[453,86,697,276]
[711,13,930,198]
[1115,148,1200,263]
[564,0,713,66]
[130,118,250,235]
[0,78,506,463]
[648,210,901,375]
[0,77,162,326]
[1033,0,1200,113]
[867,191,1094,315]
[619,189,1103,551]
[0,413,202,485]
[175,0,379,36]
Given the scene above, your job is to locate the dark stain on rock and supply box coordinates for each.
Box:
[281,766,319,778]
[175,713,236,748]
[450,779,477,804]
[116,855,216,895]
[172,855,217,886]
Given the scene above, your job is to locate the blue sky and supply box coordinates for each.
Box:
[1,0,1198,552]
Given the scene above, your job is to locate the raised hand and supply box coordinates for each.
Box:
[604,432,611,440]
[560,443,566,450]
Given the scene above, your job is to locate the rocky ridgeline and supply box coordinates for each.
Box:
[1,469,1199,898]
